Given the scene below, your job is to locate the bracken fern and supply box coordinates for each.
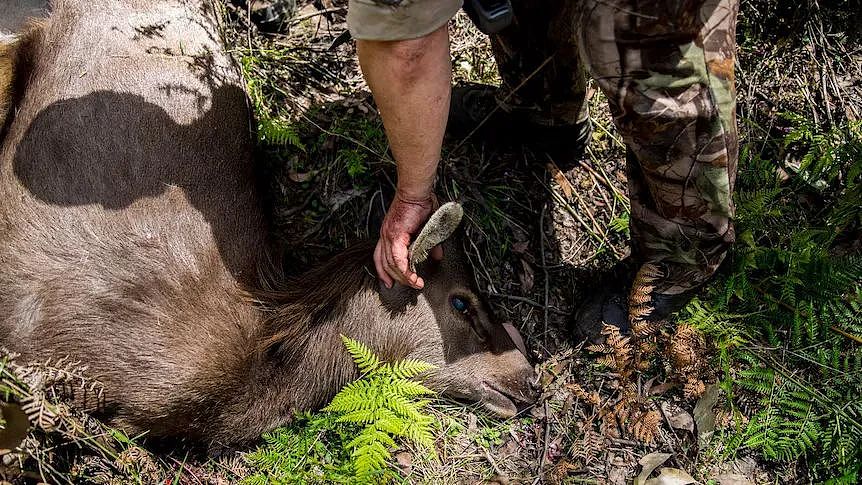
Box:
[324,336,436,482]
[243,336,437,484]
[688,115,862,481]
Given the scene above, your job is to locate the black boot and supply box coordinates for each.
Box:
[448,83,592,170]
[569,261,699,343]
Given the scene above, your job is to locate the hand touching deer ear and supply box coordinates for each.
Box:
[373,195,463,290]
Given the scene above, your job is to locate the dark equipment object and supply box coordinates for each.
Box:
[463,0,514,34]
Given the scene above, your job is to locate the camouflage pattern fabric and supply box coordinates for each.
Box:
[491,0,739,297]
[489,0,590,127]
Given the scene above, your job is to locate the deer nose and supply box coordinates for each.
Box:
[523,374,541,402]
[511,367,540,404]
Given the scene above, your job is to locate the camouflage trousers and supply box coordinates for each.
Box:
[491,0,739,296]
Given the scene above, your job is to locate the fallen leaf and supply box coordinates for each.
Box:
[644,468,697,485]
[710,473,754,485]
[607,458,629,485]
[547,162,574,199]
[394,451,412,472]
[648,381,677,396]
[498,438,519,458]
[694,384,720,448]
[486,475,509,485]
[634,452,671,485]
[467,413,478,433]
[0,404,30,453]
[661,401,695,433]
[643,376,658,393]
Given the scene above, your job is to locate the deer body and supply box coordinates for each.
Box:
[0,0,536,445]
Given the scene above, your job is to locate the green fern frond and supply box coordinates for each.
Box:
[322,380,375,414]
[340,335,381,376]
[388,359,436,379]
[333,336,438,482]
[389,379,434,397]
[244,338,437,484]
[737,366,774,395]
[257,116,305,149]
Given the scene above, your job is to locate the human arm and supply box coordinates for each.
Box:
[356,24,452,289]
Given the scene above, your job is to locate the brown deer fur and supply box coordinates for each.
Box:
[0,0,537,445]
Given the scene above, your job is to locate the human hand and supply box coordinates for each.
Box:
[374,190,444,289]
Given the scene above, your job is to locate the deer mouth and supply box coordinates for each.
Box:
[480,381,534,418]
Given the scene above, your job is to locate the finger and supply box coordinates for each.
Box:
[383,239,415,288]
[385,259,409,288]
[391,239,424,290]
[431,245,443,261]
[382,240,408,287]
[404,268,424,290]
[374,241,393,288]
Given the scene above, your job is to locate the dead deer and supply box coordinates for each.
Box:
[0,0,537,445]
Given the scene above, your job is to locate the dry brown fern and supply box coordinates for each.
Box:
[631,410,662,444]
[599,410,620,439]
[115,446,163,483]
[547,458,579,483]
[666,324,709,399]
[632,319,665,339]
[566,383,601,406]
[628,263,665,332]
[585,343,613,354]
[598,325,635,378]
[613,399,632,426]
[1,350,119,465]
[683,378,706,399]
[638,341,657,354]
[8,355,105,413]
[570,429,605,466]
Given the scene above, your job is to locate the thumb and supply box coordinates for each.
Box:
[431,245,443,261]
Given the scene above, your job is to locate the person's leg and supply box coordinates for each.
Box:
[488,0,589,127]
[448,0,591,165]
[574,0,739,331]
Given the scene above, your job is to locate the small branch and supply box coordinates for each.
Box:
[288,7,346,26]
[540,206,550,345]
[534,401,551,484]
[488,293,568,316]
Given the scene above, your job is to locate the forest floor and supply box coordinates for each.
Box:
[1,0,860,484]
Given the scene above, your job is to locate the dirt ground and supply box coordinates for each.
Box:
[1,0,859,483]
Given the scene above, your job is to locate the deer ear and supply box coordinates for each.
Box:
[408,202,463,271]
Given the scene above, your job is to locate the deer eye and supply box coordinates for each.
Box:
[451,296,470,313]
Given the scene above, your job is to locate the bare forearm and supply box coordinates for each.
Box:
[356,25,451,199]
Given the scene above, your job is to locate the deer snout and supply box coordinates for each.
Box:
[476,350,538,417]
[501,360,541,405]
